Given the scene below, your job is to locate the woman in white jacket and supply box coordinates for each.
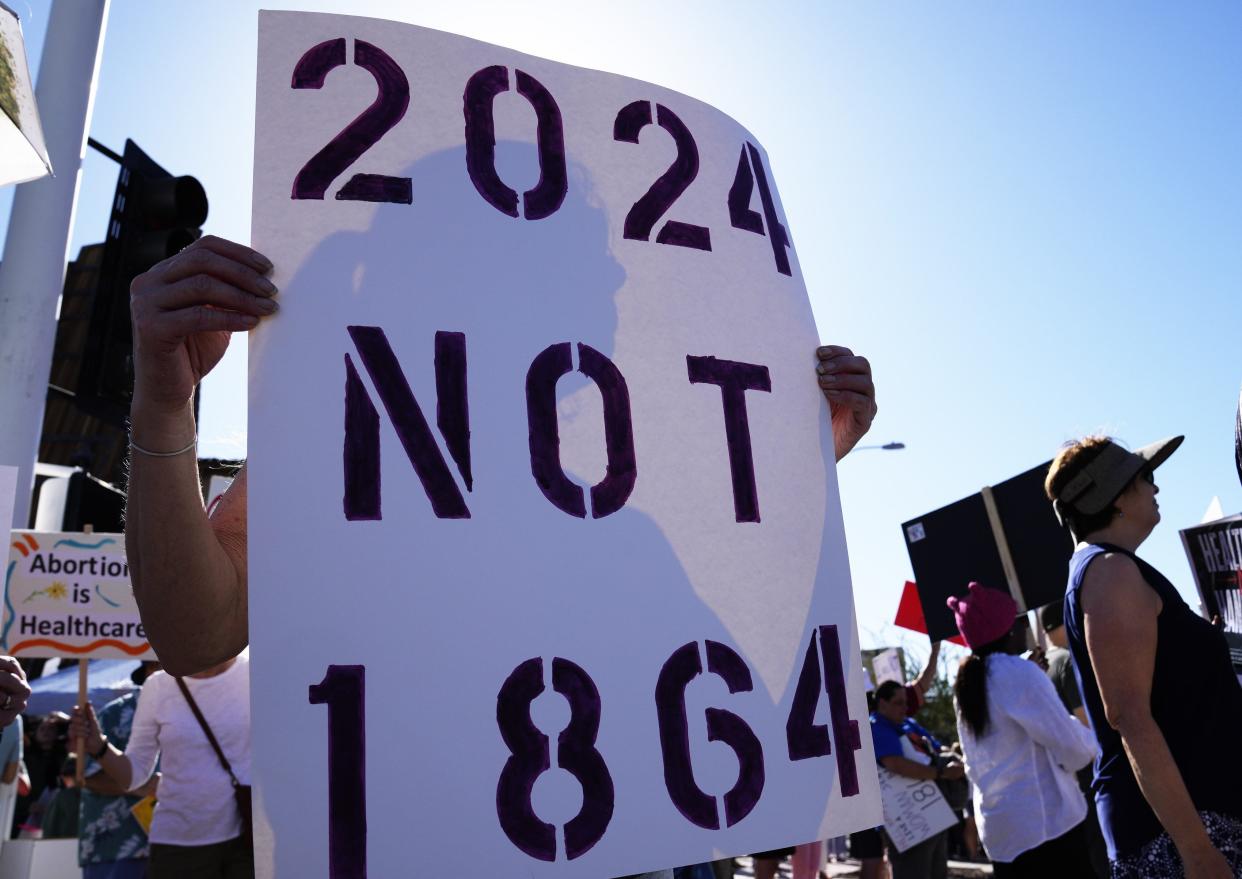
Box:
[948,582,1097,878]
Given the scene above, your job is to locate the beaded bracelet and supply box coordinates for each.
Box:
[129,436,198,457]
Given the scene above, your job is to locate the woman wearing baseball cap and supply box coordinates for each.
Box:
[1047,436,1242,878]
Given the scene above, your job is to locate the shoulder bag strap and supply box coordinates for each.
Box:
[175,676,240,788]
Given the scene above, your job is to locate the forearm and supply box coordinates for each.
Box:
[126,399,247,675]
[913,642,940,694]
[881,756,938,781]
[91,742,136,792]
[1119,714,1211,855]
[83,771,132,797]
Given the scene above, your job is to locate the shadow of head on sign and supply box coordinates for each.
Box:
[257,141,855,871]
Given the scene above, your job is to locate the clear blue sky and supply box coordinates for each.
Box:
[3,1,1239,652]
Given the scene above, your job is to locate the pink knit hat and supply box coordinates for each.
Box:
[946,582,1018,649]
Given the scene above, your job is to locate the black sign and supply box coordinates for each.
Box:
[1235,388,1241,488]
[901,462,1074,641]
[1180,514,1242,632]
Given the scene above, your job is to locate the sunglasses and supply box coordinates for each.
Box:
[1139,469,1156,485]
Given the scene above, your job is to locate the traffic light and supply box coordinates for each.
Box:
[78,139,207,422]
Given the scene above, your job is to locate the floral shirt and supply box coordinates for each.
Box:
[78,691,150,865]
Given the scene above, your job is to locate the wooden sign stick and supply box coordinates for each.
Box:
[75,524,93,786]
[76,662,89,786]
[980,486,1045,647]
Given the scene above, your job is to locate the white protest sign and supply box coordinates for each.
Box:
[250,12,879,878]
[1,531,152,660]
[872,648,904,686]
[877,768,958,853]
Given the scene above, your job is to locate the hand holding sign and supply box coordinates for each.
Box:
[816,345,877,462]
[68,701,105,755]
[124,239,267,674]
[129,237,278,420]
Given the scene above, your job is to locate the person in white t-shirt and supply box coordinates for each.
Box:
[949,582,1096,878]
[70,651,252,878]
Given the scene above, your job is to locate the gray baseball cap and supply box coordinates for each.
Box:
[1054,435,1183,517]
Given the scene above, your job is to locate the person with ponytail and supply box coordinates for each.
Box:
[1048,435,1242,878]
[947,582,1096,877]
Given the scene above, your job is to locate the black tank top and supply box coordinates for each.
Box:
[1065,542,1242,859]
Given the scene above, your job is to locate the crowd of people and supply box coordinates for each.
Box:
[840,435,1242,879]
[0,233,1238,879]
[0,656,250,877]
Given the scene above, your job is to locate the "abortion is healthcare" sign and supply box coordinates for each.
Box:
[2,531,153,660]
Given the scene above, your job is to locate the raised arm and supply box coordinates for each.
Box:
[1083,554,1232,878]
[125,236,276,675]
[910,639,941,698]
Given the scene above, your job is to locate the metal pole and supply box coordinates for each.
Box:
[0,0,110,529]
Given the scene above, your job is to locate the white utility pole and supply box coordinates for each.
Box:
[0,0,110,529]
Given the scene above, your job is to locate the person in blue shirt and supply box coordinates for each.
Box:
[79,665,161,879]
[871,680,963,879]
